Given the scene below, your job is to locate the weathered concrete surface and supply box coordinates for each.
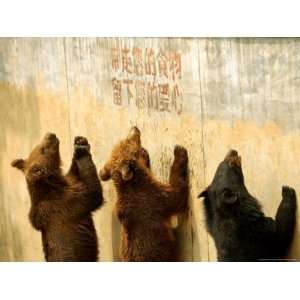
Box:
[0,38,299,261]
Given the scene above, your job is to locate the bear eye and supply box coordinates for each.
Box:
[222,188,232,198]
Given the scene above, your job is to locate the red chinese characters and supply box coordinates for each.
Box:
[110,46,183,114]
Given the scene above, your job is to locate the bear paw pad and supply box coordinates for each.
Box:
[74,136,90,158]
[174,145,188,159]
[282,186,296,200]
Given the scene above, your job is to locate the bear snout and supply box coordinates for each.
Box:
[44,132,57,141]
[43,133,59,147]
[225,149,238,160]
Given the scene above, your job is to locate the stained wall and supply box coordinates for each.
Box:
[0,38,299,261]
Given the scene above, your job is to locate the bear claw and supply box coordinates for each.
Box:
[74,136,90,158]
[74,136,89,146]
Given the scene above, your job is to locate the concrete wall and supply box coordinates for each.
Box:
[0,37,299,261]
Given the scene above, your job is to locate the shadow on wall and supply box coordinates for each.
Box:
[112,211,121,261]
[288,213,300,261]
[174,170,201,262]
[0,81,41,261]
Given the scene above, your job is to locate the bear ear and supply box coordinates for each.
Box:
[127,126,141,146]
[221,189,238,205]
[198,187,209,198]
[120,162,134,181]
[99,166,111,181]
[11,159,25,171]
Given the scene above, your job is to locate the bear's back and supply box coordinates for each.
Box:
[42,215,98,262]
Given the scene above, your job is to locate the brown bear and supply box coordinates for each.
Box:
[99,127,189,261]
[11,133,103,261]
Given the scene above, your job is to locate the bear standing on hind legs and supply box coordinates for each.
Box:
[11,133,103,261]
[99,127,189,261]
[198,149,297,262]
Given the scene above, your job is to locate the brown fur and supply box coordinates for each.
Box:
[99,127,189,261]
[11,133,103,261]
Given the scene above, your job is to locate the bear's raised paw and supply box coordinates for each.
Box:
[74,136,91,159]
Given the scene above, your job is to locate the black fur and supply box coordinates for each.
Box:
[198,150,297,262]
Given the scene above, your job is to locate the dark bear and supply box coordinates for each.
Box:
[11,133,103,261]
[99,126,189,261]
[198,149,297,262]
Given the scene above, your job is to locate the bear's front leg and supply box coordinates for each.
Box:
[70,136,103,213]
[163,145,189,215]
[275,186,297,257]
[73,136,98,184]
[169,145,188,188]
[65,136,91,178]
